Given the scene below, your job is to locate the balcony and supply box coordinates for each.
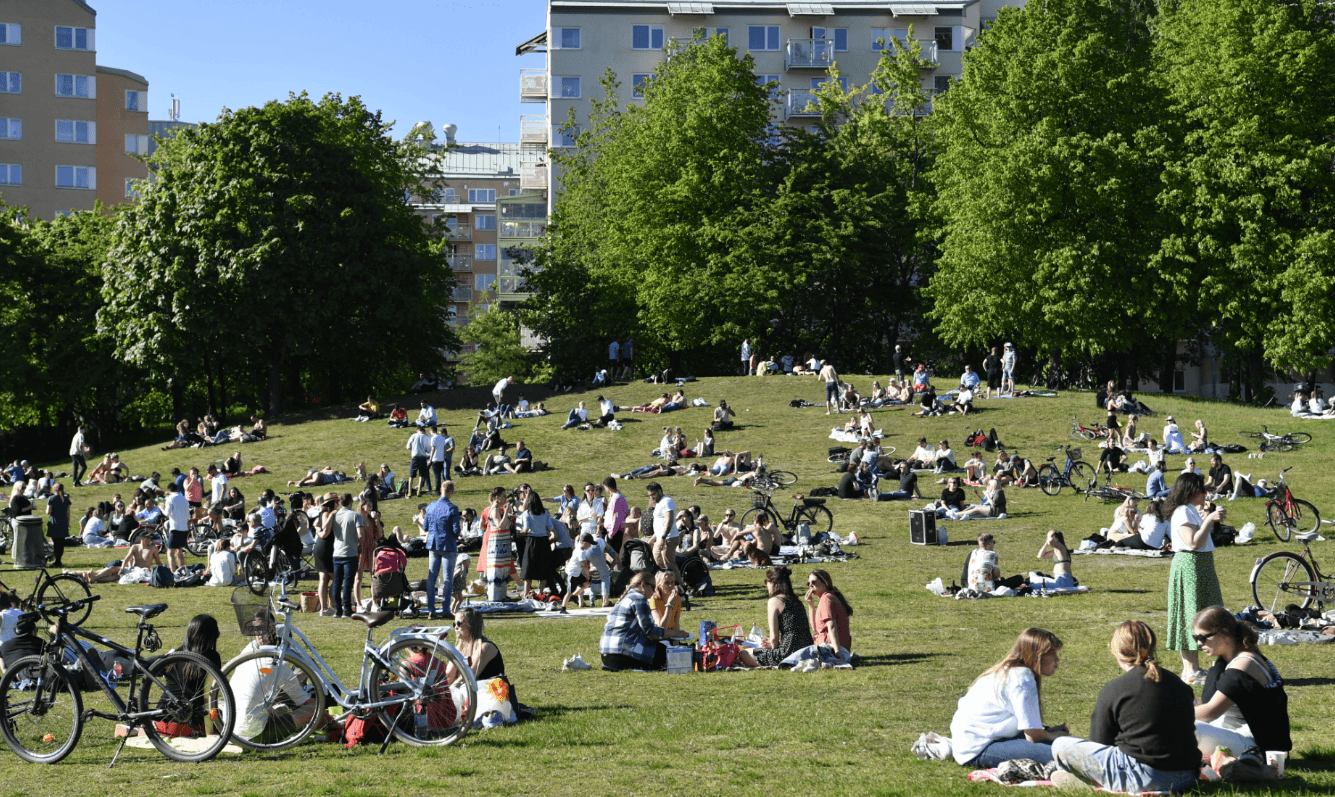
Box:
[520,70,547,103]
[786,89,821,118]
[520,162,548,191]
[447,255,473,272]
[445,224,472,242]
[919,40,939,65]
[501,220,547,239]
[520,115,548,145]
[452,286,474,302]
[785,39,835,70]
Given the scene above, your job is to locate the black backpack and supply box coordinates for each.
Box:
[149,565,175,588]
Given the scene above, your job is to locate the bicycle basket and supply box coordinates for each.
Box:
[231,586,279,637]
[751,491,768,509]
[1069,448,1082,460]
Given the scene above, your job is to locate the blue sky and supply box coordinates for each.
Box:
[91,0,548,142]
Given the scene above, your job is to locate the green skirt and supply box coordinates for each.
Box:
[1166,550,1222,651]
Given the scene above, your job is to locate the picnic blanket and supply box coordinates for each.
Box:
[1258,629,1335,645]
[1072,547,1173,559]
[927,577,1089,599]
[967,768,1174,794]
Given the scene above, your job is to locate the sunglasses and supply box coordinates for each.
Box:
[1192,631,1219,646]
[453,621,465,629]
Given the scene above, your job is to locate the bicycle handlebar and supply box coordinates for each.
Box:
[36,593,101,617]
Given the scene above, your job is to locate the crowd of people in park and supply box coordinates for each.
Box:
[0,343,1314,775]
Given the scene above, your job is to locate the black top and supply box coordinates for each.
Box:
[1100,447,1125,468]
[1208,464,1233,492]
[1090,666,1200,772]
[899,471,918,496]
[476,644,506,681]
[893,352,906,371]
[940,488,966,508]
[990,489,1007,515]
[837,471,860,500]
[983,353,1001,375]
[1202,654,1291,752]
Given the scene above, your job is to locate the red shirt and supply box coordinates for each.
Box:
[813,593,851,651]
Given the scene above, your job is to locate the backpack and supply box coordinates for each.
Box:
[1219,444,1248,454]
[173,566,204,588]
[149,565,175,588]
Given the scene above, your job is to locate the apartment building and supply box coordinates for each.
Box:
[0,0,152,218]
[408,124,546,341]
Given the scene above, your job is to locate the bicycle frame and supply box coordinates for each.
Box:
[0,568,49,606]
[44,617,177,726]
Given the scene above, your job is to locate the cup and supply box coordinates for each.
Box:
[1266,751,1286,778]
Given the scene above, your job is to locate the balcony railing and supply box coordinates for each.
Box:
[447,255,473,272]
[520,115,548,145]
[919,40,939,65]
[786,89,821,118]
[785,39,835,70]
[520,70,547,102]
[452,286,473,302]
[501,220,547,239]
[444,224,472,241]
[520,162,548,190]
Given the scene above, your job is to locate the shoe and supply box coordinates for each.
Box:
[319,608,336,617]
[1189,669,1208,686]
[1050,770,1091,790]
[565,654,592,670]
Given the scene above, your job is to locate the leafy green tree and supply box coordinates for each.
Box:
[927,0,1183,373]
[100,93,459,415]
[1155,0,1335,399]
[458,297,533,387]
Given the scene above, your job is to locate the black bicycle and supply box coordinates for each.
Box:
[0,595,237,765]
[0,564,93,626]
[742,489,833,538]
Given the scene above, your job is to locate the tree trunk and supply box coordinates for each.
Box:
[1160,346,1176,394]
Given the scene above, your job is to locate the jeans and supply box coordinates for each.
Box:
[430,461,444,493]
[71,454,86,485]
[562,410,587,429]
[1194,718,1255,757]
[967,734,1055,768]
[1052,737,1197,793]
[332,555,359,616]
[426,550,458,616]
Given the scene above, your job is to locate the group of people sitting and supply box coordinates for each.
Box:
[1290,389,1335,418]
[162,415,267,449]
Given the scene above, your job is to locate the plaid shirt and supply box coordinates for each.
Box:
[599,589,663,663]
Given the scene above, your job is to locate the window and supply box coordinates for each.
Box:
[937,8,964,16]
[553,27,581,49]
[56,120,95,144]
[475,273,497,291]
[1172,370,1186,392]
[552,125,581,148]
[468,188,496,203]
[125,178,140,198]
[55,74,95,98]
[632,24,665,50]
[0,164,19,185]
[812,76,848,92]
[554,76,581,98]
[632,73,650,98]
[748,25,780,51]
[0,22,19,45]
[125,90,146,111]
[442,188,457,201]
[872,28,909,51]
[755,74,781,100]
[933,75,951,95]
[508,189,521,196]
[712,27,729,44]
[475,214,496,231]
[1,72,18,93]
[934,26,955,52]
[55,26,94,51]
[811,27,847,51]
[55,165,95,189]
[126,134,149,154]
[0,118,19,139]
[475,244,497,261]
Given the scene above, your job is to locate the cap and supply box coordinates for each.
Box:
[1166,416,1175,422]
[1004,342,1013,348]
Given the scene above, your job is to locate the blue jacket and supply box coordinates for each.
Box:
[424,496,461,553]
[1146,469,1169,499]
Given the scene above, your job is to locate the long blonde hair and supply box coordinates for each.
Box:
[974,628,1062,714]
[1110,620,1161,682]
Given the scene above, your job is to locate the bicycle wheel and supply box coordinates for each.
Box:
[271,550,301,590]
[740,508,781,535]
[1070,427,1087,441]
[1267,441,1294,453]
[0,656,83,764]
[1267,503,1295,543]
[1239,431,1265,440]
[793,503,834,537]
[1069,462,1096,493]
[219,649,325,751]
[241,552,269,596]
[1251,552,1318,613]
[1292,499,1321,537]
[35,574,93,627]
[1037,465,1062,496]
[186,525,218,558]
[370,637,476,746]
[767,470,797,486]
[1287,432,1313,445]
[131,528,165,555]
[139,651,237,763]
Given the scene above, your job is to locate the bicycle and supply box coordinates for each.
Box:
[220,578,476,751]
[742,488,833,538]
[1084,483,1147,503]
[239,526,311,596]
[0,595,237,765]
[1249,531,1333,612]
[0,563,93,626]
[1036,446,1096,496]
[1239,426,1313,453]
[1262,467,1320,542]
[1070,416,1109,441]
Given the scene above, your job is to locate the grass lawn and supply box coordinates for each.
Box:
[9,375,1335,795]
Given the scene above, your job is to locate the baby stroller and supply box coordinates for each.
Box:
[371,538,414,617]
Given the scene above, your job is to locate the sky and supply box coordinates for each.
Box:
[90,0,549,142]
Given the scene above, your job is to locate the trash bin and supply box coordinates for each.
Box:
[13,515,46,568]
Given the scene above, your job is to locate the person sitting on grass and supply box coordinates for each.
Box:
[805,568,853,654]
[599,572,668,671]
[736,567,814,668]
[483,444,515,475]
[206,537,239,586]
[1190,606,1292,765]
[71,532,162,583]
[713,400,734,430]
[355,396,379,422]
[386,406,410,428]
[454,446,482,477]
[1031,530,1076,591]
[963,451,986,486]
[1109,498,1170,551]
[958,478,1007,520]
[933,440,957,473]
[562,401,590,430]
[721,511,777,562]
[649,571,690,640]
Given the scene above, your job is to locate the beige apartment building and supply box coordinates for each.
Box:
[0,0,149,219]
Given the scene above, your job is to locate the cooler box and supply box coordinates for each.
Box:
[13,516,46,568]
[909,510,941,546]
[665,646,692,674]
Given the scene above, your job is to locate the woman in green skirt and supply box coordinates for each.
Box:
[1164,472,1226,685]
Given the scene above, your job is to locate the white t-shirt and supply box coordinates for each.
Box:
[0,607,23,644]
[949,666,1044,765]
[576,498,602,536]
[211,473,228,503]
[517,398,530,411]
[165,492,190,531]
[430,434,448,462]
[1138,513,1169,549]
[599,399,615,417]
[208,551,237,586]
[493,377,509,396]
[83,517,106,539]
[231,640,309,739]
[70,431,86,457]
[566,545,595,577]
[1171,503,1213,552]
[653,496,677,540]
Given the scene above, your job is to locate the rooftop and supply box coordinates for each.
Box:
[430,142,528,178]
[549,0,972,10]
[95,65,148,85]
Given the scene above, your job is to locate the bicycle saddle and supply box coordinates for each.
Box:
[1295,532,1319,543]
[125,603,168,619]
[351,610,395,629]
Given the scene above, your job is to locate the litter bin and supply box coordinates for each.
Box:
[13,515,46,568]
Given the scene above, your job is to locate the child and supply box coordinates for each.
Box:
[0,590,23,646]
[562,534,597,611]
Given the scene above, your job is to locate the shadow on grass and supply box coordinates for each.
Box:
[706,584,765,599]
[1105,589,1151,594]
[536,703,634,720]
[1287,677,1335,689]
[856,652,943,668]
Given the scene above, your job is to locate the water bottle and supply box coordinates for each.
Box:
[414,704,428,732]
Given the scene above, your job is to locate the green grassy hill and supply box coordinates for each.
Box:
[13,375,1335,794]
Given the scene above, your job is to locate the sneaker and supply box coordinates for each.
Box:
[319,608,336,617]
[1050,770,1092,790]
[565,654,592,670]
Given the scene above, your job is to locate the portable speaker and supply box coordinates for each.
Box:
[909,509,940,545]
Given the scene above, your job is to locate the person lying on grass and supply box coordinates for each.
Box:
[70,533,161,583]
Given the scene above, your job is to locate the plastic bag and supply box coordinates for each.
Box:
[911,731,953,761]
[926,577,947,597]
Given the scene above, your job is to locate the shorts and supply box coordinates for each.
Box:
[987,372,1002,389]
[169,529,188,550]
[410,456,430,478]
[568,573,588,591]
[825,382,838,402]
[209,500,225,514]
[188,500,201,508]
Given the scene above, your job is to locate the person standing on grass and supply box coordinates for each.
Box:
[740,338,752,376]
[609,339,620,378]
[893,344,910,383]
[983,346,1003,399]
[45,483,71,567]
[1163,472,1225,685]
[492,376,514,412]
[69,425,89,487]
[602,476,628,552]
[818,360,841,415]
[424,481,461,621]
[429,425,452,494]
[646,481,680,584]
[406,425,432,497]
[621,337,634,380]
[1001,343,1017,394]
[164,481,191,571]
[327,493,364,619]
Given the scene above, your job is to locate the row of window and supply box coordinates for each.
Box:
[0,23,96,51]
[0,121,151,153]
[456,244,498,260]
[0,165,97,188]
[429,189,521,203]
[0,72,146,109]
[549,23,964,53]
